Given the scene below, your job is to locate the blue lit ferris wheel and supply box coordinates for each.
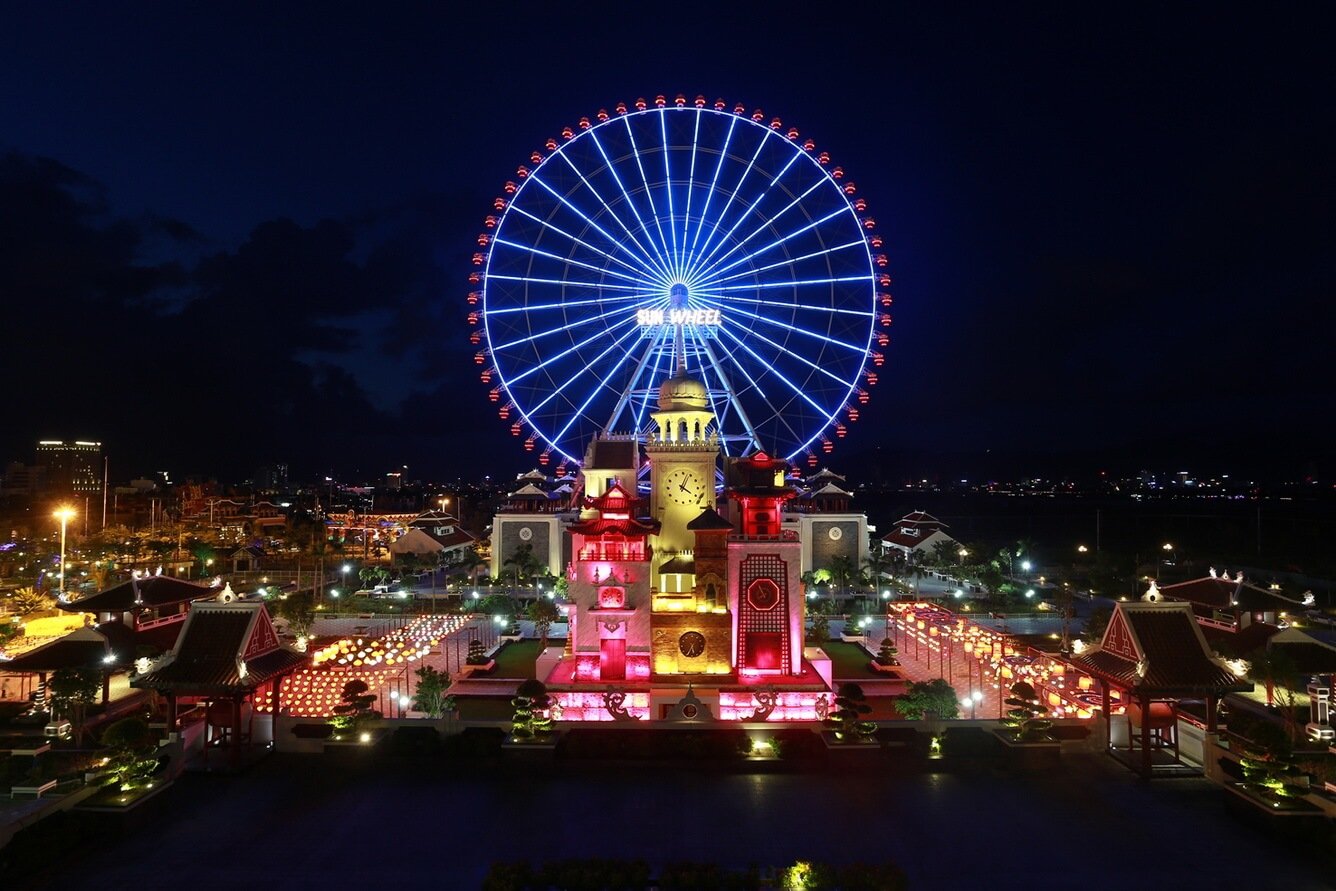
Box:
[470,95,892,469]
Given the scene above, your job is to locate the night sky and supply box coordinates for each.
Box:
[2,5,1331,484]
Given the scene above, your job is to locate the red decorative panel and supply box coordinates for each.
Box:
[598,586,626,609]
[738,555,789,671]
[600,638,626,681]
[1101,609,1138,661]
[243,610,280,660]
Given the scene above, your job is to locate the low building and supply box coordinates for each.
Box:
[881,510,957,558]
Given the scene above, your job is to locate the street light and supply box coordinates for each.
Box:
[1020,560,1032,573]
[969,689,983,719]
[53,506,75,601]
[1024,589,1035,599]
[1077,544,1089,554]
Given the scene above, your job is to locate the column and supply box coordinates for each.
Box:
[1139,694,1152,779]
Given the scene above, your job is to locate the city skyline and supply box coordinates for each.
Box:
[2,5,1331,482]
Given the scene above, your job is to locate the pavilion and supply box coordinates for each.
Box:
[1072,601,1250,778]
[133,601,307,767]
[56,573,216,630]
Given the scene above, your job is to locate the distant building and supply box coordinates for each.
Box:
[35,440,103,496]
[881,510,957,558]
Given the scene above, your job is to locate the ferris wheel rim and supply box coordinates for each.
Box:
[478,101,884,467]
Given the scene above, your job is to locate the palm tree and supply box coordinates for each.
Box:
[10,586,55,616]
[526,597,560,649]
[863,548,895,592]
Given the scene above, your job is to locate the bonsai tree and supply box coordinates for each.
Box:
[466,637,489,665]
[1001,681,1053,741]
[895,678,960,721]
[824,682,876,742]
[526,597,560,649]
[412,665,455,719]
[100,716,159,792]
[875,636,899,666]
[510,678,553,742]
[48,667,100,745]
[330,679,381,738]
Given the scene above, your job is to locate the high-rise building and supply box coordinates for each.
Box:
[36,440,103,496]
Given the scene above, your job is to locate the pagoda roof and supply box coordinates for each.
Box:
[133,602,306,694]
[1071,602,1248,696]
[810,482,854,497]
[687,506,733,531]
[896,510,946,528]
[1158,575,1303,611]
[409,510,459,527]
[567,516,660,537]
[509,482,550,498]
[58,575,216,614]
[0,626,122,672]
[806,467,846,482]
[659,554,696,574]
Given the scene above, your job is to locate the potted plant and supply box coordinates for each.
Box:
[823,683,877,744]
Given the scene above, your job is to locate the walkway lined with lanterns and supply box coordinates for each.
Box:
[880,602,1116,722]
[256,613,489,718]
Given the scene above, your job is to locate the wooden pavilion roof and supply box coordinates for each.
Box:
[1072,602,1250,697]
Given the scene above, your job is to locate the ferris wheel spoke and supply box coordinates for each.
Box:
[621,115,676,279]
[687,159,817,283]
[692,327,767,454]
[584,126,677,283]
[603,326,668,434]
[705,239,869,286]
[631,334,673,431]
[491,295,659,351]
[692,295,868,354]
[679,109,703,276]
[715,318,850,398]
[526,171,671,284]
[492,236,652,287]
[706,326,810,449]
[523,320,646,417]
[549,148,675,284]
[658,109,680,277]
[485,289,651,316]
[690,288,875,318]
[505,204,665,284]
[684,111,737,270]
[506,315,640,387]
[687,129,769,285]
[696,205,852,282]
[549,328,652,445]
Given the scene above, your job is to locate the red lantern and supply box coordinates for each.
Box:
[822,438,834,454]
[857,389,869,405]
[836,423,847,438]
[524,436,536,451]
[489,388,500,403]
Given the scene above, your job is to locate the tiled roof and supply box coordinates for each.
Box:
[897,510,946,528]
[686,506,734,531]
[1159,576,1301,611]
[567,516,660,537]
[133,603,305,693]
[1072,603,1248,695]
[1,627,117,672]
[59,575,215,613]
[882,529,952,550]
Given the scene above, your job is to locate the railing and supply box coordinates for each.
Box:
[136,612,187,631]
[728,531,799,542]
[1196,615,1237,632]
[577,546,647,561]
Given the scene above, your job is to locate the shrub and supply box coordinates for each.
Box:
[875,636,899,666]
[895,678,960,720]
[1001,681,1053,741]
[510,678,552,742]
[824,683,876,742]
[466,638,489,665]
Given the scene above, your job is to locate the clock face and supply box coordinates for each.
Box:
[663,467,707,506]
[827,525,843,541]
[747,578,781,611]
[679,631,707,658]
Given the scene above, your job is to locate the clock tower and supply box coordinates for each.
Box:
[646,368,719,593]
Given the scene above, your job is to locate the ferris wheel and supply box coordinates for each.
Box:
[470,94,891,469]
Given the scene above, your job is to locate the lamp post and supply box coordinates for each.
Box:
[53,506,75,600]
[881,590,891,642]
